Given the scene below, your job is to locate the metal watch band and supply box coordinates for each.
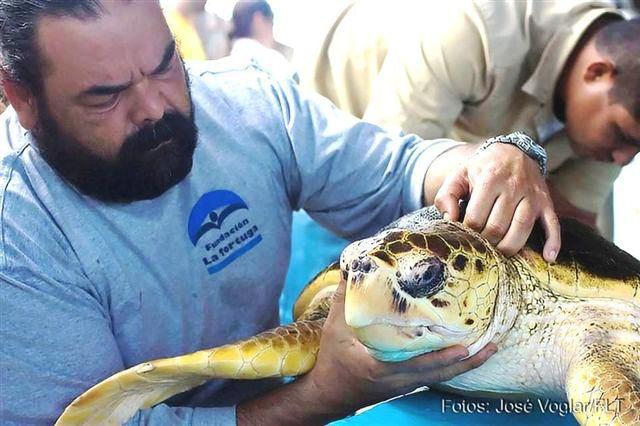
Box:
[477,131,548,176]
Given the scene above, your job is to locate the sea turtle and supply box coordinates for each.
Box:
[56,207,640,426]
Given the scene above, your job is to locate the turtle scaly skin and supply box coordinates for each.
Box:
[56,208,640,426]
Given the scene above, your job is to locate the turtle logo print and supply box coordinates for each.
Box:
[188,190,262,274]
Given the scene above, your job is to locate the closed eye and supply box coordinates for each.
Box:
[87,93,120,110]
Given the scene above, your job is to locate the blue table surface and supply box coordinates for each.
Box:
[282,212,578,426]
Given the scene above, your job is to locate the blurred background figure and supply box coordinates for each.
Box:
[229,0,292,61]
[164,0,229,60]
[227,0,295,80]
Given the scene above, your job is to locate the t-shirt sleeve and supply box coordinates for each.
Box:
[363,4,489,140]
[268,74,461,239]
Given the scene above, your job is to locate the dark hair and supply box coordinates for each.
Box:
[0,0,104,94]
[229,0,273,41]
[595,17,640,119]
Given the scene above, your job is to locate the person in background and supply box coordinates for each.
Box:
[165,0,229,60]
[228,0,294,79]
[307,0,640,232]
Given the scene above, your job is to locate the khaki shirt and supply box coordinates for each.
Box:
[306,0,622,214]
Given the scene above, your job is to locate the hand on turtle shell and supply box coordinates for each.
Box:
[434,143,561,262]
[301,278,498,420]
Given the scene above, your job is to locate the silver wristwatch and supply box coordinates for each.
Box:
[477,131,548,176]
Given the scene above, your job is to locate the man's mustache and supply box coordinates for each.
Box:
[119,112,187,158]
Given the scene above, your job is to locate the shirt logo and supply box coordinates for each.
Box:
[188,190,262,274]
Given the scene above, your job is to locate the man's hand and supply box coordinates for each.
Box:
[237,279,497,425]
[426,142,561,262]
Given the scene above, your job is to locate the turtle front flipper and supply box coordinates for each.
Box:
[55,319,324,426]
[565,340,640,425]
[293,261,341,321]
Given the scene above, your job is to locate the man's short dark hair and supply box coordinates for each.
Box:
[229,0,274,41]
[595,17,640,119]
[0,0,104,94]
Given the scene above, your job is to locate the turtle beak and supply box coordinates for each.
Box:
[341,251,394,328]
[342,245,445,330]
[341,239,440,328]
[343,255,419,328]
[344,277,392,329]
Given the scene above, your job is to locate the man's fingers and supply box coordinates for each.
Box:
[396,345,469,373]
[432,343,498,383]
[495,198,536,256]
[540,206,561,262]
[434,171,469,221]
[479,195,519,245]
[327,273,348,323]
[462,182,499,233]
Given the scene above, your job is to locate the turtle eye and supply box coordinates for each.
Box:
[419,266,440,285]
[397,258,446,299]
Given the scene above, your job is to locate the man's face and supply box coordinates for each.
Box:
[32,1,197,203]
[564,82,640,167]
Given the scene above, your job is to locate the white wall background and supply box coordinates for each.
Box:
[614,158,640,259]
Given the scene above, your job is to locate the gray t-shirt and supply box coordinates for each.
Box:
[0,60,459,425]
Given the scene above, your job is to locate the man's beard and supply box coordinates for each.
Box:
[32,85,198,204]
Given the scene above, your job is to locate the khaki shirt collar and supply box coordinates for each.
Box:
[522,8,622,105]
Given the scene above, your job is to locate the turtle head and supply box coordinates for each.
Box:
[341,221,502,362]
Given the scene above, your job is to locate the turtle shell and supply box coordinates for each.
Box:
[519,218,640,304]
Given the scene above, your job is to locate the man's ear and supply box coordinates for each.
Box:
[1,73,38,130]
[584,60,615,84]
